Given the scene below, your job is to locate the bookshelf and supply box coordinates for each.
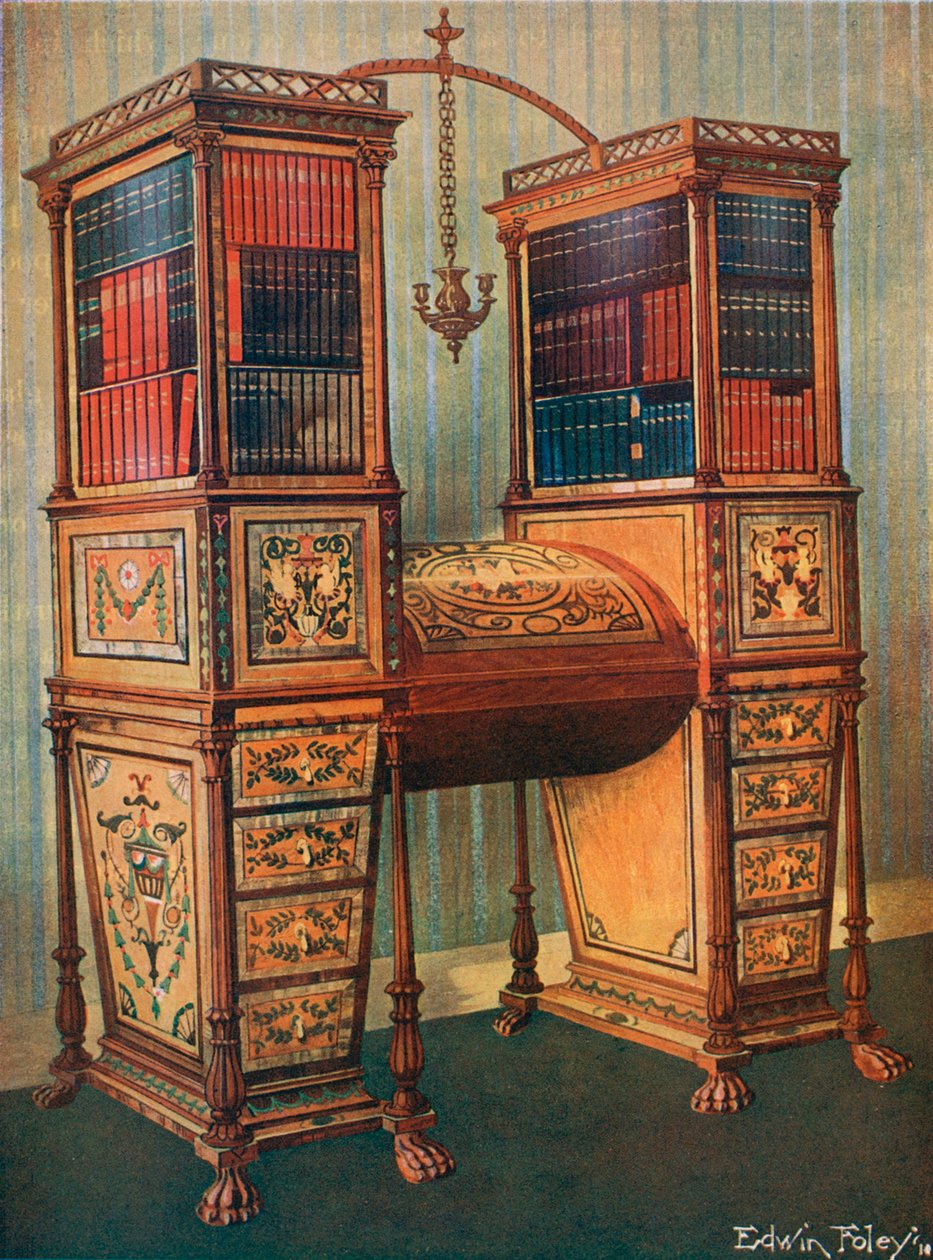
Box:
[486,116,911,1111]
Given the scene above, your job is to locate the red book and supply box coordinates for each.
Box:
[141,262,155,375]
[96,389,110,484]
[233,149,245,244]
[154,257,169,371]
[641,290,655,383]
[262,152,275,245]
[310,157,322,249]
[114,270,130,381]
[554,310,567,391]
[679,282,691,378]
[579,305,592,384]
[802,387,815,470]
[100,275,116,383]
[590,302,604,388]
[739,380,751,473]
[104,389,121,485]
[88,391,101,485]
[343,159,355,250]
[155,376,172,477]
[286,155,299,247]
[297,155,310,248]
[773,390,785,471]
[602,299,615,388]
[79,394,91,484]
[126,383,142,480]
[176,373,198,475]
[139,381,155,479]
[222,149,233,238]
[128,266,143,380]
[242,151,255,245]
[226,248,243,363]
[622,296,631,384]
[664,286,678,380]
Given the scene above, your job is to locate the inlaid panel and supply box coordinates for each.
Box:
[74,745,201,1057]
[731,694,835,760]
[245,520,367,663]
[732,759,832,832]
[232,724,378,809]
[739,911,822,984]
[71,530,187,661]
[734,832,827,910]
[242,978,357,1070]
[237,887,365,981]
[233,806,372,893]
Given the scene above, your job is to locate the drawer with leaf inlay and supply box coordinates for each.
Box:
[236,887,366,983]
[731,693,836,761]
[232,806,374,895]
[241,977,359,1071]
[734,831,829,911]
[231,724,379,810]
[731,758,833,833]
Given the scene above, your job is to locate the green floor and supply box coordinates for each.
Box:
[2,935,930,1260]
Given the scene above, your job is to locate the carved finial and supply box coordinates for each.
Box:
[425,8,464,72]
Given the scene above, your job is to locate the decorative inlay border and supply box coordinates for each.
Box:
[565,975,706,1027]
[96,1049,209,1118]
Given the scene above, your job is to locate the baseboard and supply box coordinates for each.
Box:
[3,878,929,1094]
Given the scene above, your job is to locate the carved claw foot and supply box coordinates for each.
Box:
[690,1070,754,1115]
[196,1164,263,1226]
[394,1132,456,1184]
[493,1005,533,1037]
[33,1079,79,1110]
[850,1042,913,1083]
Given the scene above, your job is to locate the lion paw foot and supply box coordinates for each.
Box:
[492,1006,532,1037]
[394,1132,456,1184]
[690,1070,754,1115]
[850,1042,912,1083]
[32,1079,79,1110]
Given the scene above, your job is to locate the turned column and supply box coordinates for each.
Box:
[498,218,531,501]
[692,695,752,1114]
[381,708,454,1183]
[193,720,261,1225]
[37,185,75,502]
[493,780,543,1036]
[33,709,92,1109]
[837,686,875,1038]
[814,185,850,486]
[174,124,226,488]
[680,173,723,489]
[359,140,400,490]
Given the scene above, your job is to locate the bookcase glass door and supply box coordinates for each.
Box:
[222,149,364,477]
[73,153,199,486]
[528,193,695,488]
[716,193,816,475]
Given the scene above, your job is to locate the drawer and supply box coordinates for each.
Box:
[734,831,828,911]
[731,693,835,761]
[233,806,374,894]
[237,887,366,982]
[738,909,823,986]
[232,723,378,809]
[241,977,358,1070]
[732,758,832,832]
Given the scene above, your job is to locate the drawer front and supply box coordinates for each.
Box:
[731,693,835,760]
[233,806,373,893]
[232,723,378,809]
[739,910,822,985]
[732,759,832,832]
[237,888,366,981]
[242,978,358,1070]
[734,832,827,911]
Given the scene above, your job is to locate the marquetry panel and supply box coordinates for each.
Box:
[236,887,365,982]
[732,759,832,832]
[734,832,827,910]
[231,724,378,809]
[739,910,822,985]
[74,744,201,1057]
[232,806,372,894]
[241,978,357,1070]
[731,693,835,760]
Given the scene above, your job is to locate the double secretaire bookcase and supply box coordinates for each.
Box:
[23,61,428,1225]
[485,117,911,1112]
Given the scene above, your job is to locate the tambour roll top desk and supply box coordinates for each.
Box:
[24,49,909,1228]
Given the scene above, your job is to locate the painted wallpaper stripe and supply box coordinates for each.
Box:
[1,1,930,1019]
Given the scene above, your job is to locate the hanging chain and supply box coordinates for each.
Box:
[438,75,458,264]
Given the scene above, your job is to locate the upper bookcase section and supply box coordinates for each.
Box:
[488,116,848,214]
[24,59,408,191]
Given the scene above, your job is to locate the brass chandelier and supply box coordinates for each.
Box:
[412,9,495,364]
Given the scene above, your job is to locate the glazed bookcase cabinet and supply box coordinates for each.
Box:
[483,116,912,1109]
[24,58,910,1228]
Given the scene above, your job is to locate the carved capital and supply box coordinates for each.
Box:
[380,703,413,768]
[37,184,72,227]
[814,184,842,229]
[43,712,78,758]
[358,140,396,189]
[173,124,225,164]
[196,722,237,781]
[679,172,721,218]
[496,217,527,259]
[698,696,731,741]
[837,689,865,728]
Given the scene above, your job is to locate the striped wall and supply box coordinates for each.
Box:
[1,1,930,1018]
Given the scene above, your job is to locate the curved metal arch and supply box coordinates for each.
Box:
[340,57,599,149]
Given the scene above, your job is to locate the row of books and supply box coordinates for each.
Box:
[78,372,198,486]
[76,248,195,390]
[226,246,360,368]
[227,367,363,476]
[716,193,811,279]
[531,283,691,397]
[533,386,695,487]
[73,155,193,285]
[527,196,689,307]
[221,150,356,251]
[718,283,813,378]
[720,379,816,474]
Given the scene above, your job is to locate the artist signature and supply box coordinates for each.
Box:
[733,1225,932,1259]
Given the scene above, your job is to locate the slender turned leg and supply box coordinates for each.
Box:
[837,690,912,1083]
[691,699,753,1115]
[194,725,261,1225]
[494,780,544,1036]
[381,712,455,1184]
[34,711,93,1109]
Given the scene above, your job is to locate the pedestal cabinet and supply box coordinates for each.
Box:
[486,117,912,1110]
[23,60,458,1224]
